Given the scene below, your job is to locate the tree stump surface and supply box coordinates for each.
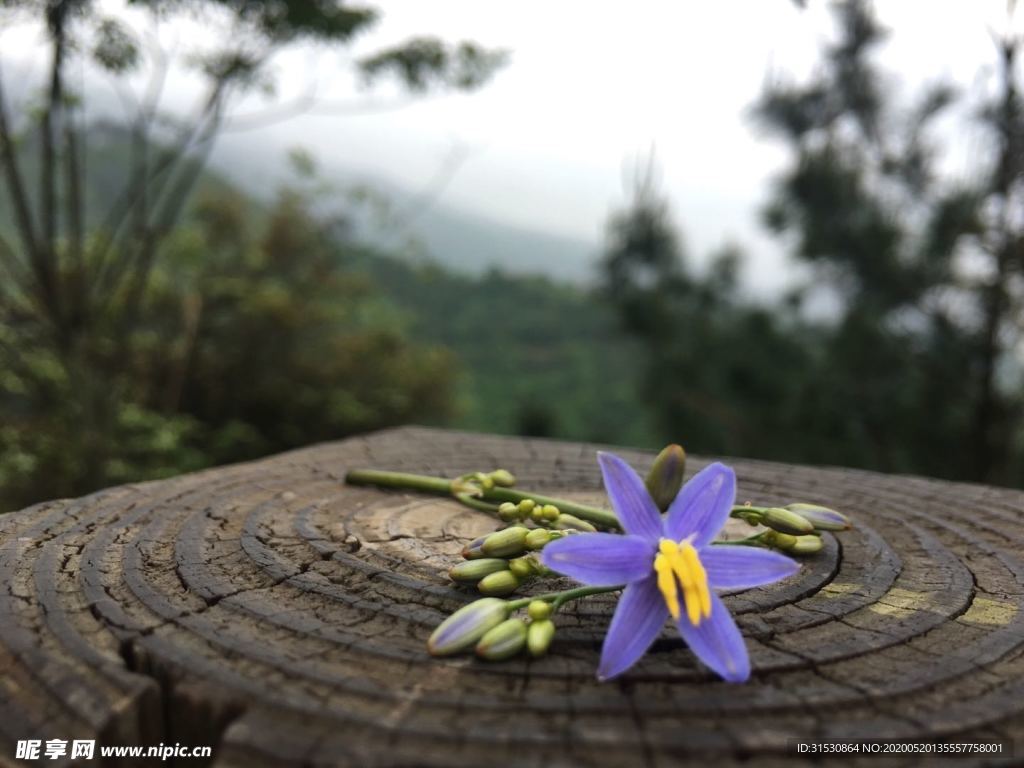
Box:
[2,427,1023,767]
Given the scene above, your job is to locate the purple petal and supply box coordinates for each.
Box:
[675,591,750,683]
[664,462,736,546]
[598,576,668,681]
[598,452,662,541]
[541,533,654,586]
[702,546,800,590]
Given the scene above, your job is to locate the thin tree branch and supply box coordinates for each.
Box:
[65,97,84,277]
[0,230,30,288]
[0,64,40,266]
[40,3,68,291]
[221,86,318,132]
[91,78,217,295]
[119,93,226,319]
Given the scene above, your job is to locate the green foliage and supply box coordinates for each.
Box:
[606,0,1024,485]
[0,178,456,512]
[181,0,379,43]
[158,183,457,458]
[0,0,507,511]
[599,176,814,461]
[91,17,139,73]
[352,254,655,448]
[360,38,509,92]
[754,0,1021,482]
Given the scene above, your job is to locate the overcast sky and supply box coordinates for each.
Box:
[2,1,1020,294]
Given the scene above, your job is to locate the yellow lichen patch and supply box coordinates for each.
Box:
[655,539,711,626]
[959,597,1018,627]
[867,587,940,617]
[820,582,862,598]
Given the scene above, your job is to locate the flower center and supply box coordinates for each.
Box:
[654,538,712,626]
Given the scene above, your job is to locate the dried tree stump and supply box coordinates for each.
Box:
[2,427,1024,767]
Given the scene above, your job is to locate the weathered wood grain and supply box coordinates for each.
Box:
[1,427,1023,766]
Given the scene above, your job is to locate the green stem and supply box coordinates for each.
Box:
[481,487,619,529]
[345,467,621,528]
[346,468,774,535]
[454,493,500,514]
[714,532,770,547]
[507,584,623,612]
[345,468,453,495]
[731,506,764,524]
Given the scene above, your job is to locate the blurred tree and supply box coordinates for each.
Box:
[754,0,1022,482]
[0,1,502,508]
[354,254,654,447]
[153,168,457,462]
[599,162,812,460]
[601,1,1024,484]
[0,158,456,508]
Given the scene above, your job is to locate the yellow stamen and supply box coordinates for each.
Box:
[654,548,680,620]
[670,542,700,626]
[654,538,712,626]
[680,541,712,621]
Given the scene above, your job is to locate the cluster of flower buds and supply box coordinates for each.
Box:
[423,444,857,668]
[452,469,517,496]
[453,526,559,595]
[735,502,850,534]
[428,597,557,660]
[495,499,597,532]
[730,501,850,555]
[642,443,850,551]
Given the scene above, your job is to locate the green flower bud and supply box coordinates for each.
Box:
[489,469,517,487]
[541,504,560,521]
[468,472,494,491]
[508,556,535,579]
[553,514,597,532]
[763,531,798,550]
[461,535,488,560]
[527,600,552,620]
[527,619,556,657]
[497,502,522,522]
[428,598,509,656]
[476,618,528,660]
[481,526,529,557]
[450,477,476,495]
[790,534,824,555]
[645,444,687,512]
[760,507,815,535]
[477,570,521,596]
[785,503,851,531]
[517,499,536,515]
[533,562,553,577]
[525,528,553,550]
[448,558,510,584]
[530,506,545,522]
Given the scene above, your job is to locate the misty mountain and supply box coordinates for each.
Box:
[210,140,598,283]
[362,199,598,284]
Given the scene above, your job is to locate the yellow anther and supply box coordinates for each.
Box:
[654,538,712,627]
[654,551,680,620]
[680,541,712,621]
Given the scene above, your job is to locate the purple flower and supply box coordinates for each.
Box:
[541,452,800,682]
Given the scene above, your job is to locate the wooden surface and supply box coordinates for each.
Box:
[1,427,1023,767]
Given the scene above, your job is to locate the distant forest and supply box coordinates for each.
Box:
[4,0,1024,512]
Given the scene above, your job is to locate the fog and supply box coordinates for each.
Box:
[1,0,1017,292]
